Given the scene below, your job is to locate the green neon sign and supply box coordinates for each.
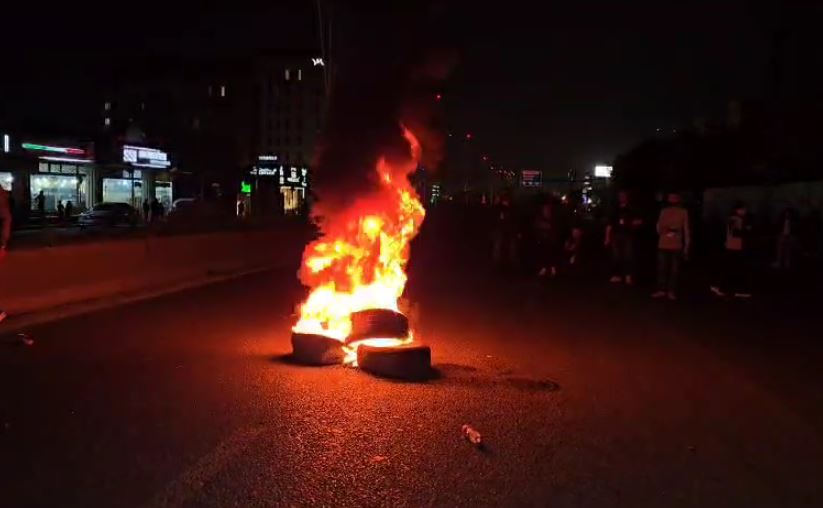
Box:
[241,181,252,194]
[22,142,86,155]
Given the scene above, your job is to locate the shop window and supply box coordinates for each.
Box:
[31,174,86,211]
[155,181,173,210]
[0,172,12,191]
[280,187,305,214]
[103,178,143,209]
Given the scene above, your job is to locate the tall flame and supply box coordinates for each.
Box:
[292,127,425,348]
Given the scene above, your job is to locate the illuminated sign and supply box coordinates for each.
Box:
[40,156,94,164]
[312,58,324,66]
[241,181,252,194]
[521,170,542,187]
[594,165,613,178]
[258,155,278,161]
[250,165,308,188]
[22,142,86,155]
[123,145,171,169]
[2,134,9,153]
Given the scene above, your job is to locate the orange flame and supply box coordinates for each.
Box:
[292,127,425,362]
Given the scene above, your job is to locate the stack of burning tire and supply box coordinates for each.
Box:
[291,308,431,380]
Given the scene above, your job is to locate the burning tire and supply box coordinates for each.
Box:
[291,333,344,365]
[348,309,409,343]
[357,343,432,380]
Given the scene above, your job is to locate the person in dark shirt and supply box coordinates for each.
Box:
[534,201,561,278]
[711,202,753,298]
[604,191,642,285]
[492,195,519,269]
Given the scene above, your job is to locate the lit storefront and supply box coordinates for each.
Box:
[22,141,95,212]
[248,156,309,215]
[101,145,172,209]
[0,172,12,191]
[102,170,144,208]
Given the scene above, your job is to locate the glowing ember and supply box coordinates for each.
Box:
[292,127,425,363]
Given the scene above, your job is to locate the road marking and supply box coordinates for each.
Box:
[144,425,265,508]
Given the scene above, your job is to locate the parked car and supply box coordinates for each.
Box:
[78,202,139,228]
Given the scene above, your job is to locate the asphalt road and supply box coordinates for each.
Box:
[2,210,823,507]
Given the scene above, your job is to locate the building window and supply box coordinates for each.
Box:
[104,117,111,127]
[104,101,111,111]
[285,69,290,81]
[220,85,226,97]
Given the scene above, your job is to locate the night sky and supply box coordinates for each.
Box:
[0,1,805,177]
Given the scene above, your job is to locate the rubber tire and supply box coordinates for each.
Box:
[357,343,432,380]
[348,309,409,343]
[291,332,344,365]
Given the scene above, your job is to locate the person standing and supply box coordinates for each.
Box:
[0,185,8,322]
[652,192,690,300]
[1,184,11,257]
[773,208,797,270]
[150,198,162,223]
[491,195,519,270]
[142,198,151,223]
[711,202,753,298]
[605,190,642,285]
[534,201,561,278]
[65,200,74,221]
[57,200,65,222]
[35,190,46,221]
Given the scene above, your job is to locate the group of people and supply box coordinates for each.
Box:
[491,190,819,301]
[55,199,75,222]
[598,191,756,300]
[142,198,165,223]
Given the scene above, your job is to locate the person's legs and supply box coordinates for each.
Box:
[507,234,518,268]
[653,249,669,297]
[0,216,10,249]
[623,238,635,284]
[492,231,502,264]
[610,237,624,281]
[667,251,682,297]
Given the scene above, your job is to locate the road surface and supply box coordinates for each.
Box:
[2,210,822,507]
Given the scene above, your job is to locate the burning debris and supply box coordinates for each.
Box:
[287,4,453,378]
[290,128,432,377]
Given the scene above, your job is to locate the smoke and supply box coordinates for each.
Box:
[310,2,455,219]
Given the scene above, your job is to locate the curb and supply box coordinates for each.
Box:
[0,264,278,333]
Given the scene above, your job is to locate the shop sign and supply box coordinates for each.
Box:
[123,145,171,169]
[22,142,86,155]
[521,170,542,187]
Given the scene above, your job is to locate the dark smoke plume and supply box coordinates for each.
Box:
[310,2,455,218]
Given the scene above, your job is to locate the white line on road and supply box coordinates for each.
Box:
[143,424,266,508]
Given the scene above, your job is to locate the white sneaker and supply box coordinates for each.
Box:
[733,292,752,299]
[651,291,666,299]
[710,286,726,297]
[610,275,622,283]
[538,267,547,277]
